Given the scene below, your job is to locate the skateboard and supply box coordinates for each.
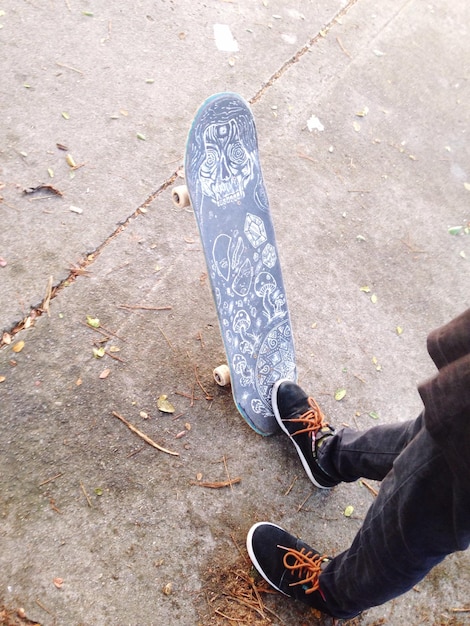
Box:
[172,93,296,435]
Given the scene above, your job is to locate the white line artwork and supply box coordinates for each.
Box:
[186,94,296,426]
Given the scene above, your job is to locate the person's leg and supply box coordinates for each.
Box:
[320,423,470,618]
[318,414,423,483]
[247,420,470,619]
[272,380,424,486]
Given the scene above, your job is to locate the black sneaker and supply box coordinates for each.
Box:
[246,522,334,616]
[272,380,338,488]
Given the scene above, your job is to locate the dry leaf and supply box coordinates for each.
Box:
[53,577,64,589]
[0,376,6,383]
[86,315,100,328]
[157,395,175,413]
[99,368,111,379]
[162,582,173,596]
[12,340,25,353]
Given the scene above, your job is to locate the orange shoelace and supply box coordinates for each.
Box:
[279,545,327,594]
[285,397,328,437]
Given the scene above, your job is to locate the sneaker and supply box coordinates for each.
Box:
[272,380,338,488]
[246,521,334,615]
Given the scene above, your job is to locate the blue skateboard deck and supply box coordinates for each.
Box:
[184,93,296,435]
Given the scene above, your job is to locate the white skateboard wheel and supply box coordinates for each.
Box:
[213,364,231,386]
[172,185,190,208]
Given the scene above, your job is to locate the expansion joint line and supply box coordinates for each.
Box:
[250,0,360,104]
[0,171,178,350]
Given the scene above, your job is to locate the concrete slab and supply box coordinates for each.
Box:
[1,0,469,625]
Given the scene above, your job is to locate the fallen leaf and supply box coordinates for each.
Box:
[0,376,6,383]
[396,326,404,335]
[12,340,25,353]
[86,315,100,328]
[335,388,347,401]
[65,154,76,167]
[162,582,173,596]
[53,577,63,589]
[93,347,106,358]
[344,505,354,517]
[370,294,378,304]
[157,395,175,413]
[99,368,111,379]
[369,411,380,420]
[0,257,7,267]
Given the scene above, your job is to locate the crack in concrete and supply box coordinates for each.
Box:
[2,0,361,348]
[250,0,360,104]
[0,172,178,349]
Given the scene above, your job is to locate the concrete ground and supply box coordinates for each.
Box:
[1,0,469,624]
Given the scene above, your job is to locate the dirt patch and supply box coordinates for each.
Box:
[196,553,341,625]
[0,605,40,626]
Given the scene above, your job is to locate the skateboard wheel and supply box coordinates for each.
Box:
[172,185,190,209]
[213,364,231,386]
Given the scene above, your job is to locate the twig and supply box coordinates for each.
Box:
[112,411,179,456]
[237,570,267,619]
[35,598,53,615]
[81,320,126,341]
[42,276,53,317]
[196,330,205,347]
[222,593,268,620]
[99,323,125,341]
[191,360,213,400]
[360,479,379,497]
[49,498,63,514]
[190,477,241,489]
[56,61,84,75]
[297,491,313,512]
[452,607,470,613]
[336,35,351,57]
[297,152,318,164]
[126,445,146,458]
[158,325,174,351]
[80,481,93,508]
[104,349,126,363]
[39,472,63,487]
[284,475,298,496]
[214,609,243,622]
[223,455,233,492]
[230,533,249,563]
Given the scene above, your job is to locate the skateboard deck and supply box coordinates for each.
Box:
[182,93,296,435]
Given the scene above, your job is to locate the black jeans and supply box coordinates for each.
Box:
[316,414,470,619]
